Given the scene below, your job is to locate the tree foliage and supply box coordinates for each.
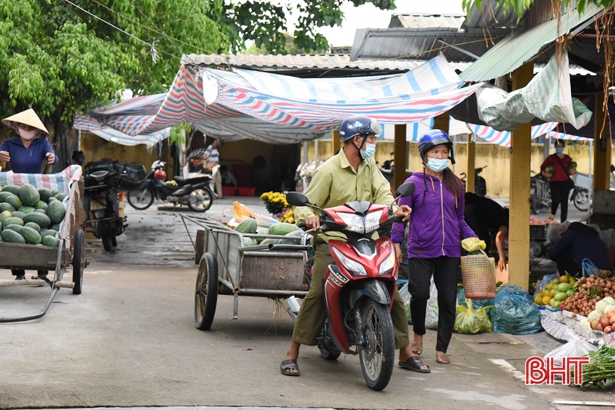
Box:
[462,0,611,20]
[0,0,395,139]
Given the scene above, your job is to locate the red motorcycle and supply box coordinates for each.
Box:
[286,182,415,391]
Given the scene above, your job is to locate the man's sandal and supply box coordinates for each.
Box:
[399,356,431,373]
[280,359,300,377]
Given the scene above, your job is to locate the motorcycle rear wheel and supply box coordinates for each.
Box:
[358,299,395,391]
[188,188,214,212]
[127,187,154,210]
[573,188,590,212]
[101,235,113,252]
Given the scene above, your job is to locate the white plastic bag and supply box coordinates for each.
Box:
[399,282,412,324]
[543,336,597,367]
[425,279,439,330]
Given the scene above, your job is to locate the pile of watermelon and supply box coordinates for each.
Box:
[0,183,67,247]
[234,219,303,246]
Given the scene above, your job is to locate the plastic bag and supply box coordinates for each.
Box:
[425,279,439,330]
[543,336,597,367]
[582,258,600,278]
[535,273,560,295]
[454,299,493,334]
[457,288,494,312]
[491,285,542,335]
[461,237,486,253]
[398,282,412,324]
[233,201,279,228]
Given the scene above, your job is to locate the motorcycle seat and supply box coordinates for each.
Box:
[174,175,211,184]
[86,170,110,183]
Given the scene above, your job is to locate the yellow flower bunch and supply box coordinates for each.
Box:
[279,209,295,224]
[260,191,289,215]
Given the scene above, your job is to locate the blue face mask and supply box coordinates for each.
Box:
[360,143,376,159]
[426,158,449,172]
[555,147,564,154]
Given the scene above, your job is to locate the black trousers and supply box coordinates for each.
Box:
[12,269,48,277]
[549,180,571,222]
[552,252,581,277]
[407,256,460,353]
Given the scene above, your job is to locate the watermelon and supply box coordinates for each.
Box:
[0,210,12,223]
[18,206,35,214]
[19,184,40,207]
[41,229,57,238]
[23,212,51,229]
[50,189,59,197]
[35,200,48,210]
[235,218,258,234]
[55,193,68,202]
[1,229,25,244]
[260,238,281,245]
[25,222,41,232]
[6,195,22,210]
[0,191,15,202]
[11,211,26,219]
[50,223,61,231]
[243,237,258,246]
[4,217,24,226]
[19,226,41,245]
[0,202,15,212]
[268,223,300,236]
[5,224,24,232]
[42,235,60,247]
[38,188,52,202]
[279,229,304,244]
[47,201,66,224]
[1,185,21,196]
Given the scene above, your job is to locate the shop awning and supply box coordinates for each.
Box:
[459,4,603,82]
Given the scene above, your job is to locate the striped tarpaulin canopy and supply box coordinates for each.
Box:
[74,55,483,145]
[467,122,560,147]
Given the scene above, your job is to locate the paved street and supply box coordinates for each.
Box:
[1,196,614,409]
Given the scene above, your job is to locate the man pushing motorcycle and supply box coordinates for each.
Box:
[281,115,430,377]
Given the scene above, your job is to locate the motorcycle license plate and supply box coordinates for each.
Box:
[90,199,107,210]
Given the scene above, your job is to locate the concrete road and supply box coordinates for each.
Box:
[1,197,614,409]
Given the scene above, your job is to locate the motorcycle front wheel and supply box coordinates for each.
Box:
[573,188,590,212]
[188,188,214,212]
[127,187,154,210]
[358,299,395,391]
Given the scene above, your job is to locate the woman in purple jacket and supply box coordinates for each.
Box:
[391,130,477,365]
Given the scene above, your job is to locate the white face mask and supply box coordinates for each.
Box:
[18,127,38,141]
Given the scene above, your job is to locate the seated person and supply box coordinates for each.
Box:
[548,222,613,277]
[220,165,237,187]
[464,192,509,271]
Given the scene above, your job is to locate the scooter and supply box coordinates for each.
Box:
[286,182,415,391]
[127,160,214,212]
[460,166,487,196]
[530,171,551,214]
[83,170,127,251]
[378,152,394,184]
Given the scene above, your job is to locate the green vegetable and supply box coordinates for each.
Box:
[268,222,300,236]
[19,226,41,245]
[19,184,40,207]
[47,201,66,224]
[42,235,60,247]
[572,344,615,390]
[235,219,258,234]
[1,229,25,244]
[23,212,51,229]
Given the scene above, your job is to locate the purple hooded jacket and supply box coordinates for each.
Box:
[391,172,476,258]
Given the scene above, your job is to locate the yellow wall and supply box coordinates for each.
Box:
[301,140,615,197]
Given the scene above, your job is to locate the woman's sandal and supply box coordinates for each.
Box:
[411,341,423,356]
[436,353,450,364]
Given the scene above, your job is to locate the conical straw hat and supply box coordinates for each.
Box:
[2,109,49,134]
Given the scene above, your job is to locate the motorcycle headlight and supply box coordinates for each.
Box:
[332,247,367,276]
[336,212,364,234]
[378,250,395,276]
[364,210,384,233]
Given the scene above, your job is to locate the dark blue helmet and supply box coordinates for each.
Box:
[418,129,455,164]
[339,115,382,141]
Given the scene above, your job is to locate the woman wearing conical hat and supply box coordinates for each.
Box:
[1,109,57,282]
[0,108,57,173]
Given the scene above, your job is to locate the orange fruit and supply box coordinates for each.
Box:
[542,296,551,305]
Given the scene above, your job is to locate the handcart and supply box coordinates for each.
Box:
[0,166,88,323]
[181,214,311,330]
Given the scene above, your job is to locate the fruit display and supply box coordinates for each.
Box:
[560,276,615,317]
[578,296,615,334]
[533,274,577,309]
[0,183,66,247]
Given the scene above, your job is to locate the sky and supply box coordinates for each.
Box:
[316,0,466,47]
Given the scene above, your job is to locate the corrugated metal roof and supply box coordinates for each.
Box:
[463,0,521,29]
[181,53,447,71]
[350,27,510,62]
[389,13,465,29]
[459,3,603,82]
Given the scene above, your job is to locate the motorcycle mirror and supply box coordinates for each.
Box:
[395,182,415,198]
[286,192,310,207]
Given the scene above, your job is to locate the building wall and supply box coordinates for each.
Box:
[301,139,614,197]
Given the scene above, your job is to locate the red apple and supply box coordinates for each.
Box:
[600,317,611,329]
[604,326,613,334]
[597,323,604,332]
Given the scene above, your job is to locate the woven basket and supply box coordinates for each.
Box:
[461,250,496,299]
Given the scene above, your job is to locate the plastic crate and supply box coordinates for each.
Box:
[530,224,548,241]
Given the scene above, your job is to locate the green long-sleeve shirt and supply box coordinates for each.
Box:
[294,149,395,242]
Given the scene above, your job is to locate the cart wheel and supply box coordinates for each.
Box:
[72,229,85,295]
[195,252,218,330]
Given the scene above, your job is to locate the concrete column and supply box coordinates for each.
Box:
[508,61,534,291]
[466,136,476,192]
[332,130,340,156]
[593,93,611,190]
[394,124,407,191]
[433,113,449,134]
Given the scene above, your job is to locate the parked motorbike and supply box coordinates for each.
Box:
[378,152,394,184]
[83,170,127,251]
[460,166,487,196]
[286,182,415,391]
[127,160,214,212]
[530,171,551,214]
[570,165,615,212]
